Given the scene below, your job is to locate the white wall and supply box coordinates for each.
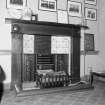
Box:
[0,0,11,85]
[82,0,105,76]
[98,0,105,71]
[0,0,104,87]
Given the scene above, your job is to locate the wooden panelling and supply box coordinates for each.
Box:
[71,30,80,83]
[11,33,23,90]
[22,54,35,82]
[56,54,69,73]
[35,35,51,54]
[11,54,22,90]
[12,33,23,53]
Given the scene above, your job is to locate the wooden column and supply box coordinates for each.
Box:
[11,33,23,90]
[71,29,80,83]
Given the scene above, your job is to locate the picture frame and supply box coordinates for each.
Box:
[85,8,97,21]
[39,0,57,12]
[6,0,27,9]
[85,0,97,5]
[57,10,68,24]
[84,33,95,51]
[68,1,82,17]
[31,14,38,21]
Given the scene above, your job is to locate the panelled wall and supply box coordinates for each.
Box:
[0,0,104,88]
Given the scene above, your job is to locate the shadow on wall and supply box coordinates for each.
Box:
[0,65,6,103]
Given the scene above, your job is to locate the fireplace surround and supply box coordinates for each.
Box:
[5,18,90,93]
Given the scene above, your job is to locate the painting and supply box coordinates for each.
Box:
[68,1,82,17]
[84,33,95,51]
[39,0,57,11]
[6,0,27,9]
[85,8,97,21]
[85,0,97,5]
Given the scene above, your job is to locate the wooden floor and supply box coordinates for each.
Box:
[1,80,105,105]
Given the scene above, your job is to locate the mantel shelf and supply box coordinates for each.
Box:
[5,18,89,29]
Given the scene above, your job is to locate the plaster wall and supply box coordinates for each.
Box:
[98,0,105,71]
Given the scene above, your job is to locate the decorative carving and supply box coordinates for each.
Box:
[51,36,71,54]
[12,24,20,33]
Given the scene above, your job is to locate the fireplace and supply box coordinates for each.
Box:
[5,18,88,92]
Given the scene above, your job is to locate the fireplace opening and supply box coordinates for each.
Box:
[35,54,71,89]
[22,53,71,90]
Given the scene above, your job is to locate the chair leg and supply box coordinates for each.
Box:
[90,73,93,85]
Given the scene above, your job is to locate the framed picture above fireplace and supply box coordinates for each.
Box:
[68,1,82,17]
[6,0,27,9]
[39,0,57,11]
[85,8,97,21]
[85,0,97,5]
